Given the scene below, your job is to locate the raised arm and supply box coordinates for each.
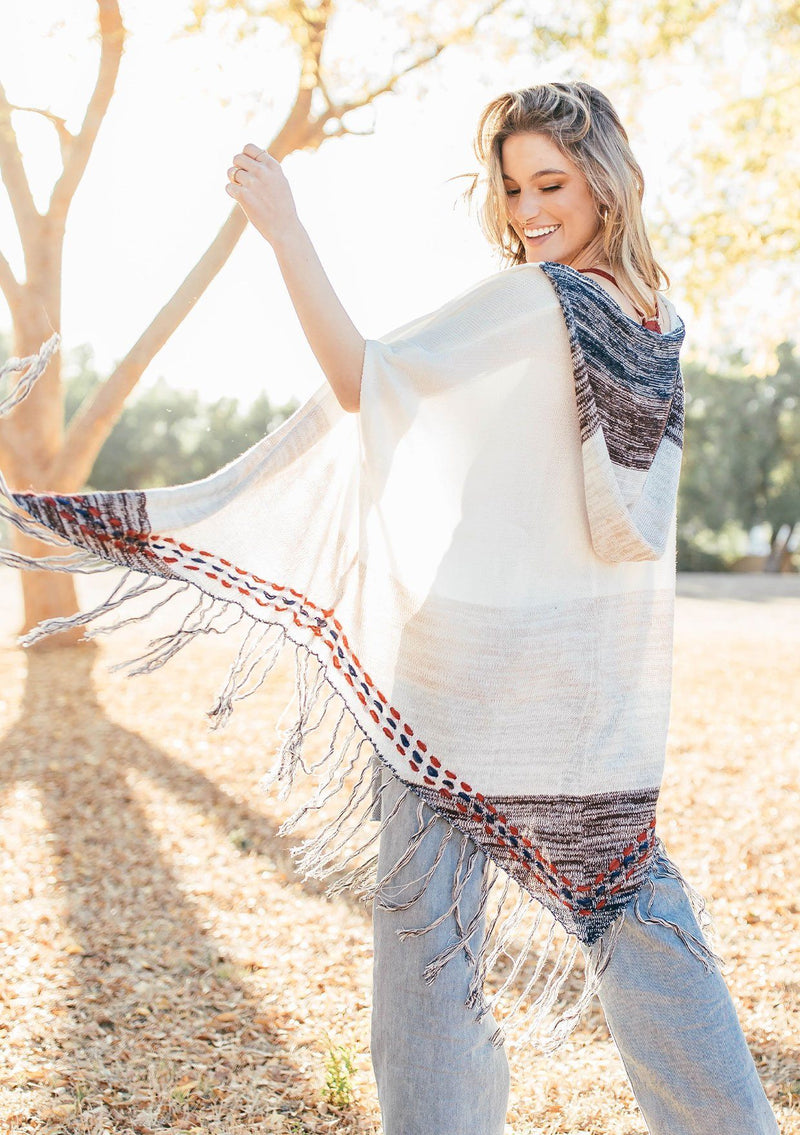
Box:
[226,144,364,413]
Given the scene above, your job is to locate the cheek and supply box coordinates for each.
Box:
[571,190,597,226]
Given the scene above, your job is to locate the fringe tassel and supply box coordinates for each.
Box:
[421,850,493,978]
[0,542,111,573]
[475,895,544,1018]
[207,622,287,728]
[361,823,454,909]
[111,593,246,678]
[631,837,726,972]
[18,571,176,648]
[0,332,60,416]
[272,717,361,831]
[84,580,192,640]
[651,834,718,940]
[395,834,480,943]
[466,867,510,1010]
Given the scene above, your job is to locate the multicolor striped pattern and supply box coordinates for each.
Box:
[539,261,685,562]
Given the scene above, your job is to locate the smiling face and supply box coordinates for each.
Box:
[500,132,606,269]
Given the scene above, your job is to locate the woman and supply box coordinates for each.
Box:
[223,81,779,1135]
[1,83,778,1135]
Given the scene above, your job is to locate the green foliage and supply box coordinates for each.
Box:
[63,346,299,491]
[322,1037,357,1110]
[677,339,800,567]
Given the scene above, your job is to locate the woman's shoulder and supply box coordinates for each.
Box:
[655,292,677,334]
[577,267,674,334]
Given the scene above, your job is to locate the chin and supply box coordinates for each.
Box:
[523,241,568,266]
[526,250,558,264]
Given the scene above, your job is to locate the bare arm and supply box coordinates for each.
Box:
[226,143,364,413]
[271,221,365,413]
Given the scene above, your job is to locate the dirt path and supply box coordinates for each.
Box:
[1,568,798,1134]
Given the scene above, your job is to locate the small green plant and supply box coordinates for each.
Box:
[322,1036,357,1109]
[73,1081,90,1111]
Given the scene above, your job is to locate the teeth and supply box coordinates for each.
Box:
[524,224,559,238]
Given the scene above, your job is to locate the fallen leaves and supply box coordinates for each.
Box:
[0,568,798,1133]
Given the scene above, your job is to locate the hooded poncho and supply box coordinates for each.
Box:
[0,260,720,1052]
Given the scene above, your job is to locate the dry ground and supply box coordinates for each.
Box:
[0,567,798,1135]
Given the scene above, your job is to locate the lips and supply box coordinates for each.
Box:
[523,224,560,243]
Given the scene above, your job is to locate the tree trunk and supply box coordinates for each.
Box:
[2,229,86,644]
[13,532,84,646]
[764,522,796,573]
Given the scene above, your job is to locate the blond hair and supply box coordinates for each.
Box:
[456,81,669,319]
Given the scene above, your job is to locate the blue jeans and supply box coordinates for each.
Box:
[370,772,780,1135]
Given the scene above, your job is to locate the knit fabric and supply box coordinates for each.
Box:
[1,261,711,1052]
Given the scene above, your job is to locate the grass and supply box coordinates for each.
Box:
[322,1037,357,1110]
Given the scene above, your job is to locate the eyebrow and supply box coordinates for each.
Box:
[501,168,567,181]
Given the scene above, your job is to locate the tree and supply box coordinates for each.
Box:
[678,339,800,569]
[0,0,511,642]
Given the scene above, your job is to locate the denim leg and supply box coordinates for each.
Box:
[370,771,511,1135]
[592,847,780,1135]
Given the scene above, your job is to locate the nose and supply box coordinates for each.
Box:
[510,188,542,225]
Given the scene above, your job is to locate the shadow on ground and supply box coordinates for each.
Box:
[0,645,377,1134]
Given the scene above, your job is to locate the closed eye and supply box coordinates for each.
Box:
[505,185,561,196]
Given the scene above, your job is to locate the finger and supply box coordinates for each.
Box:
[232,152,263,173]
[242,142,270,162]
[227,165,249,183]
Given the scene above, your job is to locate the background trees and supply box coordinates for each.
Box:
[679,340,800,570]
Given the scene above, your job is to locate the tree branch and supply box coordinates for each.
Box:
[7,103,75,160]
[0,245,24,313]
[47,205,250,489]
[47,0,513,487]
[0,80,42,249]
[303,0,510,148]
[49,0,125,220]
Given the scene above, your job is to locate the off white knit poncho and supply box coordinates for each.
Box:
[0,260,721,1052]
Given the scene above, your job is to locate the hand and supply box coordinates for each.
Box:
[225,143,300,247]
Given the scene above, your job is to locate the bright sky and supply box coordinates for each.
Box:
[0,0,776,410]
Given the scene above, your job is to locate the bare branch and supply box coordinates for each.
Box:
[318,120,376,142]
[306,0,510,147]
[297,0,332,89]
[0,245,25,312]
[0,80,42,248]
[7,103,74,160]
[49,0,125,219]
[47,205,249,489]
[47,0,514,485]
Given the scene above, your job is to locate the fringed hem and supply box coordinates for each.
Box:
[0,537,634,1053]
[0,331,675,1056]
